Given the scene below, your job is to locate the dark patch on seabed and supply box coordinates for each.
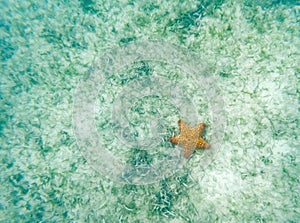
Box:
[0,38,16,62]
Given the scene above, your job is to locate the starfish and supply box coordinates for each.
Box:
[169,119,210,159]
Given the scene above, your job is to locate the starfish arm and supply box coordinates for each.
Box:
[184,146,195,159]
[197,123,206,135]
[178,119,189,132]
[196,137,210,149]
[169,136,180,145]
[178,119,182,131]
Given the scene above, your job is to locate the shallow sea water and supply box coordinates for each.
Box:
[1,0,299,222]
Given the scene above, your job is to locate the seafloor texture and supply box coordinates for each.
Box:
[1,0,299,222]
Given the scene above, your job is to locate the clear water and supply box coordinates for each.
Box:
[1,0,299,222]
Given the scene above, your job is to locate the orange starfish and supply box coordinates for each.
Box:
[169,120,210,159]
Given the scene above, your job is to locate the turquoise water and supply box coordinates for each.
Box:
[1,0,299,222]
